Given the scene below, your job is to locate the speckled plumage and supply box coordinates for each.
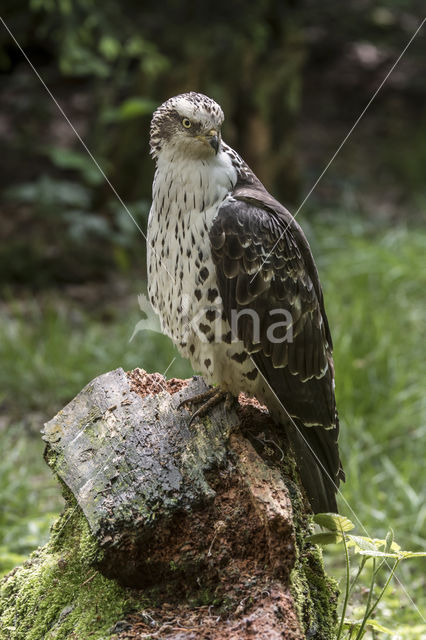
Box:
[147,92,344,512]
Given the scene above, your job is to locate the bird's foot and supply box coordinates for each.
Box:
[178,387,236,426]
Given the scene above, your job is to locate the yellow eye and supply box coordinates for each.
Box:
[182,118,192,128]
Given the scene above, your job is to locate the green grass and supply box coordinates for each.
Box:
[308,213,426,635]
[0,426,62,575]
[312,216,426,548]
[0,295,192,420]
[0,213,425,636]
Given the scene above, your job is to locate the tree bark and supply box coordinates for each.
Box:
[0,368,338,640]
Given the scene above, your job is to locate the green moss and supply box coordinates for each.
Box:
[281,457,338,640]
[0,506,142,640]
[290,545,338,640]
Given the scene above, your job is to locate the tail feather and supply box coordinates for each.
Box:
[287,417,343,513]
[255,382,344,513]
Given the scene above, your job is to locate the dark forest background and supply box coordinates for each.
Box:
[0,1,425,635]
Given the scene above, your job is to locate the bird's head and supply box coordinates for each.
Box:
[150,92,224,161]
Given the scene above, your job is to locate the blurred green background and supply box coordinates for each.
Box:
[0,1,425,636]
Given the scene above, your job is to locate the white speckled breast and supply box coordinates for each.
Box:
[147,148,260,393]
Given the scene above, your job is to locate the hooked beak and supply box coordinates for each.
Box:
[207,129,219,154]
[197,129,220,154]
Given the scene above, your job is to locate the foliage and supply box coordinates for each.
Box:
[1,0,306,215]
[308,215,426,636]
[0,295,192,420]
[308,513,426,639]
[310,215,426,552]
[0,426,62,575]
[2,167,149,285]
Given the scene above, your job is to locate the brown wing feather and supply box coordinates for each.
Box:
[210,188,344,512]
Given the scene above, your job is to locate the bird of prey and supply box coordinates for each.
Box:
[147,92,344,513]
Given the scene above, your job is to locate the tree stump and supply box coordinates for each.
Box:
[0,368,338,640]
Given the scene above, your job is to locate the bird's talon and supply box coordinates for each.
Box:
[177,387,218,411]
[177,387,234,425]
[224,392,237,412]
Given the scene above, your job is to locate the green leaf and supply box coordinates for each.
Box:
[384,528,394,554]
[346,534,405,560]
[313,513,355,532]
[306,532,343,545]
[371,537,401,552]
[119,98,155,118]
[346,535,378,553]
[99,35,121,61]
[5,176,91,209]
[366,620,395,634]
[64,211,111,241]
[125,36,147,56]
[357,549,400,558]
[343,619,395,634]
[102,98,157,123]
[43,147,104,185]
[400,551,426,559]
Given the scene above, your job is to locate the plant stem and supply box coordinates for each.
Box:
[367,558,400,618]
[336,530,351,640]
[349,556,366,594]
[354,557,377,640]
[364,557,376,623]
[354,558,400,640]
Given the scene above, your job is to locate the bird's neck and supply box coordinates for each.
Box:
[153,146,238,215]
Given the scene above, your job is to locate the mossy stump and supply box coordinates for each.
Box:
[0,367,338,639]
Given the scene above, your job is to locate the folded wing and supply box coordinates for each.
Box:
[210,187,344,511]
